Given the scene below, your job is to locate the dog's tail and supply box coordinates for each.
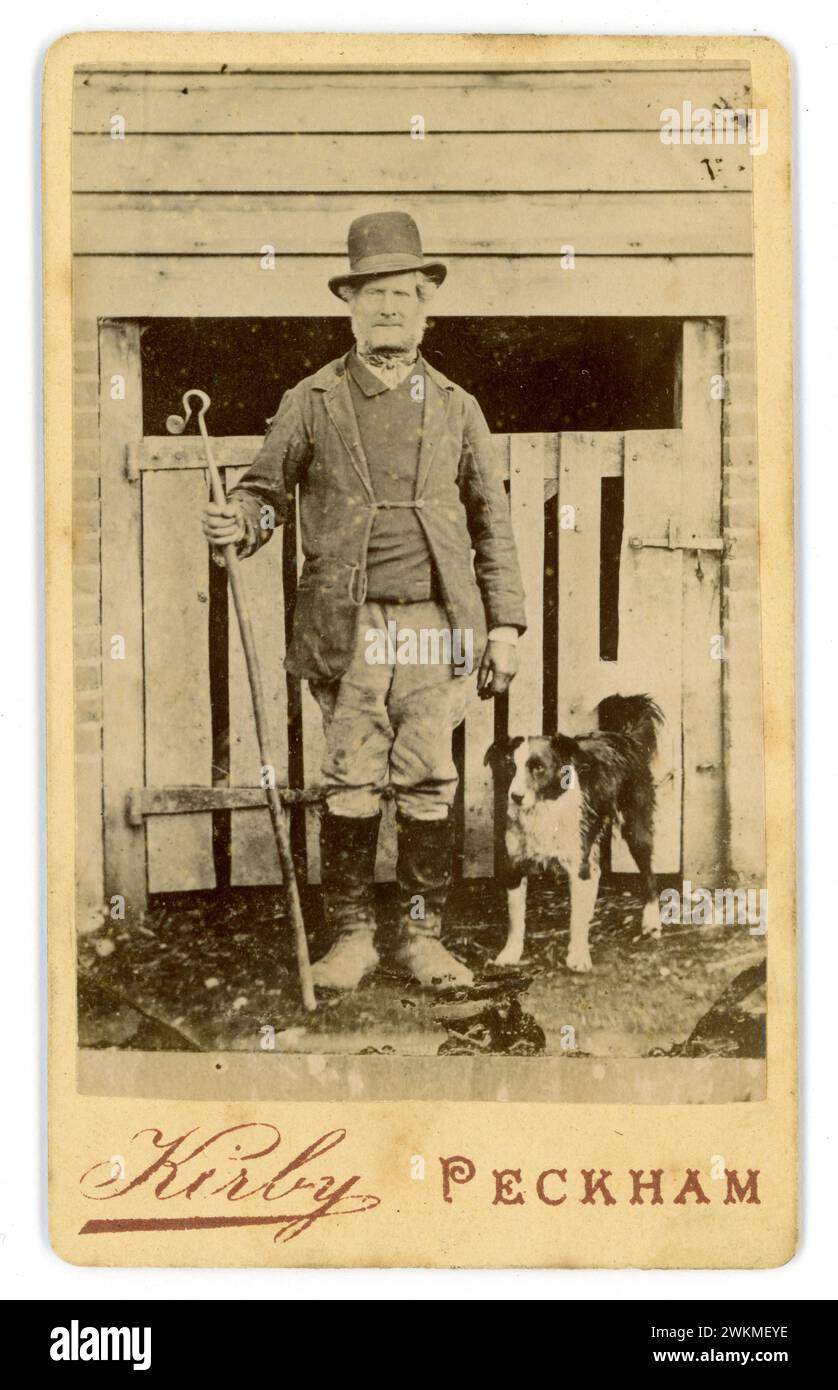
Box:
[597,693,663,760]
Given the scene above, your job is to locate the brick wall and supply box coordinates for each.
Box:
[73,317,106,931]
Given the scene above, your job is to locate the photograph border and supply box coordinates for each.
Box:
[44,31,795,1268]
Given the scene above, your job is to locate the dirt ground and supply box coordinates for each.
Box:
[78,876,766,1059]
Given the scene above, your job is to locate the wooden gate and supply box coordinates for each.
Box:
[99,320,724,913]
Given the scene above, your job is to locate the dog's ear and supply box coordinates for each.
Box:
[483,735,524,769]
[549,734,590,778]
[549,733,577,760]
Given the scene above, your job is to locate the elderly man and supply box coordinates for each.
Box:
[203,212,526,991]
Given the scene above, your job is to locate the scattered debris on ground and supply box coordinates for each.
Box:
[424,974,546,1055]
[649,960,767,1058]
[78,879,766,1058]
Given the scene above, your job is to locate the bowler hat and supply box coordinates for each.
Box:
[328,212,447,298]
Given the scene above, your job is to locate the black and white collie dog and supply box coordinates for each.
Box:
[485,694,664,974]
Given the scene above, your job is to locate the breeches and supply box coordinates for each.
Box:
[309,600,468,821]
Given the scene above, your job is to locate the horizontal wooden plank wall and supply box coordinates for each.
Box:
[74,257,753,320]
[74,192,753,257]
[73,64,754,320]
[74,69,753,133]
[75,132,754,194]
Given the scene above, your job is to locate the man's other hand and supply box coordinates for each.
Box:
[202,500,245,548]
[477,639,519,699]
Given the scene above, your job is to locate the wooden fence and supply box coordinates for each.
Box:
[105,315,724,909]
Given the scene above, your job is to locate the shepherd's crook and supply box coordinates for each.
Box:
[167,390,316,1012]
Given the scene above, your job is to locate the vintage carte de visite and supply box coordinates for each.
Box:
[44,32,795,1268]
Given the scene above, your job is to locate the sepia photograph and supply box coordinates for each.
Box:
[67,48,769,1102]
[34,21,802,1278]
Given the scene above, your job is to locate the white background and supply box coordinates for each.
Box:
[1,0,832,1301]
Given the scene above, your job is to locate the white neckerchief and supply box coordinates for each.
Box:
[357,350,419,390]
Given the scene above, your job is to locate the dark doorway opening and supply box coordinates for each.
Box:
[140,317,682,437]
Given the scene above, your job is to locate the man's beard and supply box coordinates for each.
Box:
[351,314,427,366]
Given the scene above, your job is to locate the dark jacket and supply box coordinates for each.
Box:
[227,350,527,682]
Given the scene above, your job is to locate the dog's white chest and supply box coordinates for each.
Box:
[509,792,584,873]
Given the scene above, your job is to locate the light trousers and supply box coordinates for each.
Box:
[309,599,469,821]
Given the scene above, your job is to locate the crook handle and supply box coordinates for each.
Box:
[166,388,226,508]
[181,389,211,426]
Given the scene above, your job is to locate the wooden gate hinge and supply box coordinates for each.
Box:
[125,443,141,482]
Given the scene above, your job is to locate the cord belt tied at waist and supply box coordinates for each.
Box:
[372,499,425,509]
[347,499,429,606]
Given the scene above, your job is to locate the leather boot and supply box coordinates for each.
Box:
[312,812,381,991]
[394,812,473,988]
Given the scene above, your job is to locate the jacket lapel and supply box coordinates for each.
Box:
[415,359,452,499]
[322,360,375,502]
